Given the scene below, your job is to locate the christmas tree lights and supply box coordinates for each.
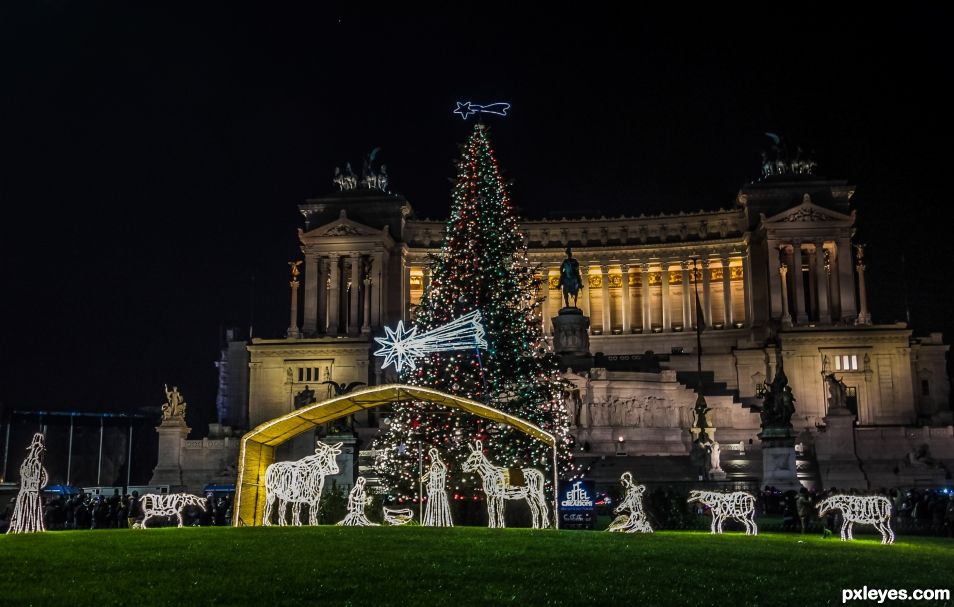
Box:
[817,495,894,544]
[372,123,573,510]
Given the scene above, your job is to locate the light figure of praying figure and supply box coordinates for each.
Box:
[606,472,653,533]
[337,477,378,527]
[422,448,453,527]
[8,433,48,534]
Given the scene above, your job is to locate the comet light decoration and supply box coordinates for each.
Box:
[688,490,758,535]
[453,101,511,120]
[140,493,207,528]
[337,477,378,526]
[373,310,488,373]
[606,472,652,533]
[462,441,549,529]
[7,433,48,534]
[817,494,894,544]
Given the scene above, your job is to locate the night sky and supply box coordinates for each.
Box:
[2,8,950,434]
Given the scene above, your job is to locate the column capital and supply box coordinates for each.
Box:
[599,264,610,273]
[779,262,788,276]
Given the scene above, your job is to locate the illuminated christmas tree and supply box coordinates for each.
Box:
[373,123,572,503]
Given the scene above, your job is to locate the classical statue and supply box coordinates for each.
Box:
[823,373,849,413]
[289,260,302,280]
[557,247,584,309]
[294,385,317,409]
[162,384,187,421]
[759,365,795,430]
[708,440,722,473]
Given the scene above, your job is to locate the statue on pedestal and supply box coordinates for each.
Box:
[162,384,187,422]
[823,373,851,415]
[294,385,317,409]
[759,365,796,433]
[557,247,584,309]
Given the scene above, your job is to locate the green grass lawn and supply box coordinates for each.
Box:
[2,527,952,606]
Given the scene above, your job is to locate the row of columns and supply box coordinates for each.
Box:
[540,254,749,336]
[772,239,864,327]
[294,252,386,337]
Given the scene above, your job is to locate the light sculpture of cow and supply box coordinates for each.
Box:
[687,490,758,535]
[462,440,549,529]
[817,494,894,544]
[140,493,207,528]
[263,441,342,526]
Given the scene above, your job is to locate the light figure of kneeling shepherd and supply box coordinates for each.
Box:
[263,441,342,526]
[338,477,378,526]
[688,490,758,535]
[422,448,453,527]
[817,494,894,544]
[607,472,652,533]
[140,493,207,528]
[462,440,549,529]
[7,433,48,534]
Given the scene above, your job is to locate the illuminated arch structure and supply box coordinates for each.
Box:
[233,384,558,527]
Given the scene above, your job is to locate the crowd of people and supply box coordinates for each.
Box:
[0,490,234,532]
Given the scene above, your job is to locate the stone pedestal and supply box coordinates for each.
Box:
[149,420,190,490]
[759,429,800,490]
[321,433,357,492]
[814,411,867,490]
[552,308,590,356]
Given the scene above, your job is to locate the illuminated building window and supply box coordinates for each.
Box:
[297,367,322,382]
[834,354,858,371]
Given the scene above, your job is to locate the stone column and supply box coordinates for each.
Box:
[701,258,712,329]
[287,279,301,339]
[541,266,551,335]
[660,261,671,331]
[767,240,783,319]
[600,263,611,334]
[640,262,651,331]
[681,260,692,330]
[721,254,733,327]
[317,258,328,334]
[327,254,340,337]
[580,263,591,318]
[349,253,361,335]
[402,258,411,323]
[791,243,808,324]
[837,238,857,320]
[815,242,831,323]
[807,246,818,321]
[620,263,631,333]
[855,247,872,325]
[303,254,318,335]
[362,277,372,335]
[742,249,752,327]
[779,263,792,327]
[371,252,384,329]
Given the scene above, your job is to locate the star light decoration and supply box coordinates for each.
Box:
[817,494,894,544]
[373,310,488,373]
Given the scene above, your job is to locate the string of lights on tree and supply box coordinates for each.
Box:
[372,123,574,504]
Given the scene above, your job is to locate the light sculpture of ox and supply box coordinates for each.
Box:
[140,493,207,528]
[263,442,342,526]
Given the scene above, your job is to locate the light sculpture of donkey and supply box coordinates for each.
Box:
[817,494,894,544]
[462,440,549,529]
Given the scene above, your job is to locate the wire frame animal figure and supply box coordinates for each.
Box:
[140,493,208,528]
[606,472,653,533]
[383,506,414,526]
[817,494,894,544]
[7,433,48,534]
[688,490,758,535]
[462,440,549,529]
[263,442,342,526]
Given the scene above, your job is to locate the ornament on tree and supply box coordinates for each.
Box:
[606,472,653,533]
